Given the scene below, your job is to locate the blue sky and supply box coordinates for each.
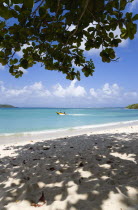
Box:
[0,1,138,108]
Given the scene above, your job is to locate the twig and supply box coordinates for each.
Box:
[66,0,90,45]
[111,57,120,62]
[56,0,61,18]
[32,0,45,16]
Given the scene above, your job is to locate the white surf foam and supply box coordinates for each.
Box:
[1,119,138,137]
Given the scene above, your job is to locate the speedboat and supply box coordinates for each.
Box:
[56,112,67,115]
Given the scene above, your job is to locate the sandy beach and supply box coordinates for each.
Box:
[0,124,138,210]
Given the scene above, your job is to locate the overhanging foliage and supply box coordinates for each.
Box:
[0,0,138,79]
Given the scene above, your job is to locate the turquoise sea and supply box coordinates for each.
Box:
[0,108,138,135]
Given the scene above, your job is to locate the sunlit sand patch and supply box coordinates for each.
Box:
[67,184,88,203]
[98,164,111,169]
[37,182,46,188]
[101,176,110,180]
[125,186,138,203]
[54,194,62,201]
[3,178,21,188]
[101,190,138,210]
[75,168,92,178]
[46,181,64,188]
[111,152,137,163]
[0,123,138,210]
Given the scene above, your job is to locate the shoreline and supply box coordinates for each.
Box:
[1,119,138,145]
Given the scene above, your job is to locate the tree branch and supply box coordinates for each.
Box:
[32,0,45,16]
[66,0,90,44]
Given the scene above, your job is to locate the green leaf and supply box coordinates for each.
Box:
[126,12,132,20]
[20,59,28,69]
[10,58,18,65]
[14,5,21,11]
[39,6,46,17]
[0,0,137,80]
[120,0,127,10]
[132,14,138,21]
[9,66,14,74]
[0,21,5,29]
[12,0,23,3]
[109,32,114,38]
[0,5,13,19]
[113,0,119,9]
[23,0,34,9]
[120,32,128,39]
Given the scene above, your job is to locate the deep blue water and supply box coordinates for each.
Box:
[0,108,138,134]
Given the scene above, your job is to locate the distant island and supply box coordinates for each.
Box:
[0,104,16,108]
[126,104,138,109]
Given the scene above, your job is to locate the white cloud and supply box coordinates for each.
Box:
[0,80,86,107]
[0,80,138,107]
[89,83,138,106]
[84,27,129,54]
[81,39,102,56]
[16,43,32,57]
[67,24,76,31]
[124,91,138,98]
[68,23,102,55]
[129,0,138,11]
[113,27,129,48]
[89,83,122,103]
[119,38,129,48]
[68,23,129,58]
[19,67,28,74]
[53,79,86,98]
[102,83,120,96]
[89,88,98,97]
[0,81,5,93]
[0,82,51,105]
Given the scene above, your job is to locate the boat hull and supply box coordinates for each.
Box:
[56,112,66,115]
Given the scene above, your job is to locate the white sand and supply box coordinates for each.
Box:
[0,124,138,210]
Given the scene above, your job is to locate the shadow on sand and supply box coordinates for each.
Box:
[0,132,138,210]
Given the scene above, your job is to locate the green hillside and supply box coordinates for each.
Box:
[0,104,16,108]
[126,104,138,109]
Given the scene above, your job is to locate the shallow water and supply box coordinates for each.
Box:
[0,107,138,135]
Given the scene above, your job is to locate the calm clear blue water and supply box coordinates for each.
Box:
[0,108,138,135]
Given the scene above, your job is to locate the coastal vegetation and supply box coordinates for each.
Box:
[126,104,138,109]
[0,104,16,108]
[0,0,138,80]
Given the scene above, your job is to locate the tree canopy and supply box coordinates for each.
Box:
[0,0,138,80]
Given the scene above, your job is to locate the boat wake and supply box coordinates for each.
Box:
[68,114,89,116]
